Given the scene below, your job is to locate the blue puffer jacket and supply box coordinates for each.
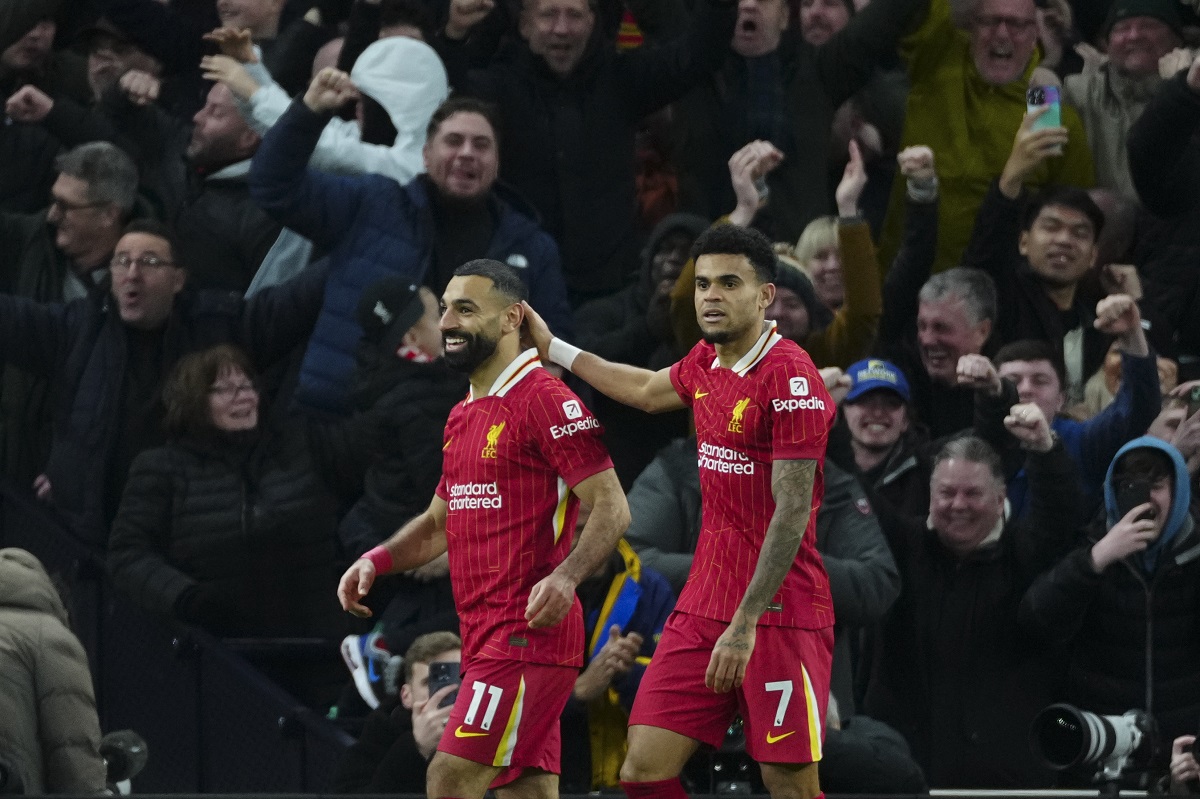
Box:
[250,101,574,415]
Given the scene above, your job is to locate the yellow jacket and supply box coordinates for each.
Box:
[876,0,1094,273]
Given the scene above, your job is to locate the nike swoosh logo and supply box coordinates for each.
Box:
[454,726,489,738]
[443,438,452,450]
[766,730,795,744]
[694,391,709,399]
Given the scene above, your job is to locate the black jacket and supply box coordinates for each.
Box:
[107,419,364,638]
[960,181,1109,384]
[1128,72,1200,361]
[671,0,925,243]
[439,0,735,299]
[334,700,427,793]
[338,355,468,558]
[0,261,328,546]
[863,441,1081,787]
[1020,519,1200,750]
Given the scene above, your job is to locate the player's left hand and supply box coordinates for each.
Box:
[520,301,553,361]
[526,571,575,628]
[705,616,756,693]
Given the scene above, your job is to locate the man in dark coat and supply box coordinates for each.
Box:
[435,0,737,304]
[863,422,1081,788]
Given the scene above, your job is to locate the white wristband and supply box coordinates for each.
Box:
[548,337,582,371]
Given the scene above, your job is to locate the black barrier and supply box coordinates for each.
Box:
[0,482,353,791]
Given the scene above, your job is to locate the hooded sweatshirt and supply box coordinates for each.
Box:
[0,548,106,793]
[1103,435,1193,573]
[240,36,449,182]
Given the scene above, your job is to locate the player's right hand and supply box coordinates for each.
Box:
[337,559,376,618]
[706,617,756,693]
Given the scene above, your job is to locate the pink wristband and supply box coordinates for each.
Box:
[362,545,394,574]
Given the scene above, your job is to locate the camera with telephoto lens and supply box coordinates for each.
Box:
[1031,703,1155,783]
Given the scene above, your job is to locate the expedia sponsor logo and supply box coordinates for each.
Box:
[772,397,827,412]
[448,482,503,510]
[551,417,600,439]
[698,442,756,475]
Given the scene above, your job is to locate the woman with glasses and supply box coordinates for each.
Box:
[107,344,368,647]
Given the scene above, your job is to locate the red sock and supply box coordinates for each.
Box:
[621,778,688,799]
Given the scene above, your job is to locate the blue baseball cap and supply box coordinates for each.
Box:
[844,359,911,404]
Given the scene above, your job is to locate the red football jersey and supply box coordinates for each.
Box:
[436,350,613,667]
[669,321,835,629]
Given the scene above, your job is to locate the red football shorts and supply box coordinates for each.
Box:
[629,611,834,764]
[438,658,577,787]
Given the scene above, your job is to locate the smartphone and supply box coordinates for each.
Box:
[1027,85,1063,155]
[1187,385,1200,419]
[427,661,460,708]
[754,175,770,207]
[1115,479,1153,522]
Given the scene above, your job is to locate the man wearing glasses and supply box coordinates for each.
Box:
[0,218,328,548]
[0,141,138,489]
[875,0,1095,274]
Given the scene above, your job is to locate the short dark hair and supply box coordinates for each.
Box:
[402,631,462,684]
[162,345,256,438]
[380,0,433,39]
[690,225,776,284]
[934,435,1005,486]
[993,339,1066,390]
[454,259,528,304]
[1021,186,1105,241]
[1114,448,1174,486]
[425,96,501,146]
[120,219,184,269]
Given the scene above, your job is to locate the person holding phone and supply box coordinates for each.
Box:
[1021,437,1200,780]
[335,632,463,792]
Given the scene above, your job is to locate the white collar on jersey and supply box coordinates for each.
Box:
[709,320,783,377]
[468,348,542,402]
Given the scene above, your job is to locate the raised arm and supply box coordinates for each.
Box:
[526,468,632,628]
[336,495,449,617]
[707,458,817,693]
[523,301,686,413]
[248,71,376,248]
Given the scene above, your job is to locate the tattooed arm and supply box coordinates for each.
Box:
[705,459,818,693]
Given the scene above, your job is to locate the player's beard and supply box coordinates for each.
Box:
[443,329,499,374]
[701,328,739,345]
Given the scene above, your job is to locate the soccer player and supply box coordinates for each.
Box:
[337,260,630,799]
[523,225,836,799]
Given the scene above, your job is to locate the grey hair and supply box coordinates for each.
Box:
[54,142,139,214]
[918,267,997,326]
[933,435,1005,486]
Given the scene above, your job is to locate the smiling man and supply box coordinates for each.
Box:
[863,428,1081,786]
[337,259,629,799]
[1065,0,1182,199]
[251,84,573,416]
[962,115,1111,404]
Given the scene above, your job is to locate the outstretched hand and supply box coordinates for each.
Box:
[521,301,554,361]
[835,140,867,218]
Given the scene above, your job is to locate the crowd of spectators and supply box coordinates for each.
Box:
[3,0,1200,792]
